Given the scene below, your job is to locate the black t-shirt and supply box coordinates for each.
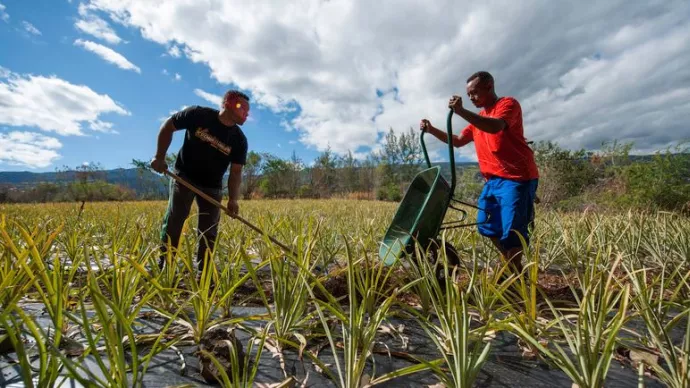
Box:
[170,105,248,189]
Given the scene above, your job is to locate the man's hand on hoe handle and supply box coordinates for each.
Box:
[227,199,239,216]
[156,165,298,258]
[150,156,168,174]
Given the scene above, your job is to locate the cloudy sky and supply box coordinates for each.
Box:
[1,0,689,171]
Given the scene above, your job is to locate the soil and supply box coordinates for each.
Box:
[198,326,246,384]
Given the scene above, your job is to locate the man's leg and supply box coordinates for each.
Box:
[495,179,539,275]
[487,237,505,255]
[195,187,222,272]
[159,176,195,270]
[476,180,505,255]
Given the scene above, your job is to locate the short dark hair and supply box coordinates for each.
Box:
[223,89,250,104]
[467,71,494,85]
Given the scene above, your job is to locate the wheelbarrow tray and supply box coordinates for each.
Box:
[379,165,452,266]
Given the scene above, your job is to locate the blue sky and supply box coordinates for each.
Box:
[0,0,319,172]
[1,0,689,172]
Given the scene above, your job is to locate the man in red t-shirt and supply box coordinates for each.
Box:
[420,71,539,274]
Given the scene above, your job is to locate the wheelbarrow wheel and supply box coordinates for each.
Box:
[426,239,461,286]
[427,239,461,268]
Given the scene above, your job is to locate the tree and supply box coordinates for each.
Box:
[312,146,338,197]
[532,141,597,206]
[258,153,295,198]
[374,127,424,200]
[339,150,360,194]
[288,151,304,196]
[241,151,263,199]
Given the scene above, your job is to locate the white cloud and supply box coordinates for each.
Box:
[75,17,122,44]
[74,39,140,73]
[22,21,40,35]
[75,2,122,44]
[168,45,181,57]
[87,0,690,156]
[194,88,222,106]
[0,131,62,168]
[0,3,9,22]
[162,69,181,81]
[0,66,129,136]
[89,119,119,134]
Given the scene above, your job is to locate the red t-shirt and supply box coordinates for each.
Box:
[460,97,539,181]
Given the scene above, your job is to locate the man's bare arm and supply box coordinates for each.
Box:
[155,118,179,159]
[151,118,182,172]
[228,163,243,201]
[454,108,506,134]
[425,124,472,147]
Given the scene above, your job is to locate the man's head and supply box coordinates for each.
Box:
[466,71,497,108]
[222,90,250,125]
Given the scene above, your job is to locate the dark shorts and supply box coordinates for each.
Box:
[477,177,538,251]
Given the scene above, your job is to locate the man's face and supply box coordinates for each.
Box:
[227,97,250,125]
[466,78,493,108]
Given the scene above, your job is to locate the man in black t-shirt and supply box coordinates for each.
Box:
[150,89,250,272]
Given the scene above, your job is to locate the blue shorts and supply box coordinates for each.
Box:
[476,177,538,251]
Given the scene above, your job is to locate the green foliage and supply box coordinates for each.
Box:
[454,167,483,202]
[241,151,263,199]
[617,143,690,212]
[2,201,687,387]
[258,153,299,198]
[532,139,689,213]
[3,135,688,213]
[1,162,137,203]
[532,141,597,205]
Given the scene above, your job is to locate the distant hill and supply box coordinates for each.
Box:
[0,161,480,195]
[0,168,169,196]
[0,168,139,185]
[2,152,681,194]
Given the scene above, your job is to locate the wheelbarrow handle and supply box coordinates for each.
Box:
[420,130,432,169]
[446,108,456,194]
[420,109,456,192]
[163,170,297,257]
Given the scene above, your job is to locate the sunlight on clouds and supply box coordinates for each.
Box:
[22,21,40,35]
[86,0,690,157]
[0,3,9,23]
[89,120,119,134]
[193,89,222,107]
[74,39,141,73]
[0,66,129,136]
[168,45,181,57]
[75,2,122,44]
[0,131,62,168]
[75,17,122,44]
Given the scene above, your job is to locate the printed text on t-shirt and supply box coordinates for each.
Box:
[194,127,231,155]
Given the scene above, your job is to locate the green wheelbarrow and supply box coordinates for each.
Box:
[379,108,486,267]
